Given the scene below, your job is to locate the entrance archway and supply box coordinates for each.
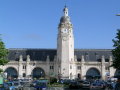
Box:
[32,67,45,79]
[4,67,18,79]
[86,68,101,80]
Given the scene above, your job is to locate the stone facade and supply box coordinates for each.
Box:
[0,6,117,80]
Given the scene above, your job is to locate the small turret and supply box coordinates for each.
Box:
[102,55,105,63]
[81,55,85,62]
[19,55,23,62]
[46,55,50,62]
[27,55,30,62]
[109,56,113,65]
[63,6,68,16]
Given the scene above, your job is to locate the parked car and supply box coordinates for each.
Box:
[82,81,90,89]
[77,80,85,88]
[30,80,38,87]
[62,79,71,85]
[69,81,80,89]
[4,82,15,90]
[34,82,47,90]
[90,82,105,90]
[106,81,116,89]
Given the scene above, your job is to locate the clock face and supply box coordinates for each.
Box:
[62,29,68,34]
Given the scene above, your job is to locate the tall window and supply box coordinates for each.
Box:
[70,65,72,69]
[105,66,109,70]
[23,73,26,77]
[77,66,81,70]
[50,66,54,69]
[95,52,99,61]
[85,52,89,61]
[23,65,26,69]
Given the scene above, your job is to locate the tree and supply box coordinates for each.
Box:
[0,35,9,73]
[112,29,120,70]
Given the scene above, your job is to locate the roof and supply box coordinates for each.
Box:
[7,48,112,62]
[8,48,56,61]
[74,49,112,62]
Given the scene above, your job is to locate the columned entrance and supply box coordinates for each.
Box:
[86,68,101,80]
[32,67,45,79]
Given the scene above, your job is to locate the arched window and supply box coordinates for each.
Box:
[86,68,101,80]
[32,67,45,79]
[4,67,18,78]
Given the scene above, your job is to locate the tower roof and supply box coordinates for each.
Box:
[58,6,72,28]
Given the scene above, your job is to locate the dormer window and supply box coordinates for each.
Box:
[85,52,89,60]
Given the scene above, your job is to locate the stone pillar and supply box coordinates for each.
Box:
[109,56,114,77]
[101,55,105,80]
[26,55,30,79]
[81,55,85,80]
[18,55,23,79]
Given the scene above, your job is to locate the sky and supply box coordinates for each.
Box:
[0,0,120,49]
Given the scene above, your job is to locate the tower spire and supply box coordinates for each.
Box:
[63,5,68,16]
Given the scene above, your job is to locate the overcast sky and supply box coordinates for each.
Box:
[0,0,120,49]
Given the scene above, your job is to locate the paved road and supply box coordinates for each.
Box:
[22,83,111,90]
[22,86,110,90]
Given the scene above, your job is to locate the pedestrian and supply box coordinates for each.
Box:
[115,77,120,90]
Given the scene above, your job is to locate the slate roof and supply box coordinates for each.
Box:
[74,49,112,62]
[8,48,56,61]
[7,48,112,62]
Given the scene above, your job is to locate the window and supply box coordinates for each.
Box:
[77,66,81,70]
[50,66,54,69]
[85,52,89,60]
[70,65,72,69]
[23,65,26,69]
[52,66,54,69]
[23,73,26,77]
[95,53,99,60]
[105,67,109,70]
[105,59,109,62]
[78,73,81,78]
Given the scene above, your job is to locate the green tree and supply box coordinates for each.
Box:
[0,36,9,73]
[112,29,120,69]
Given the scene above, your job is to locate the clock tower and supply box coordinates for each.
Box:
[57,6,75,79]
